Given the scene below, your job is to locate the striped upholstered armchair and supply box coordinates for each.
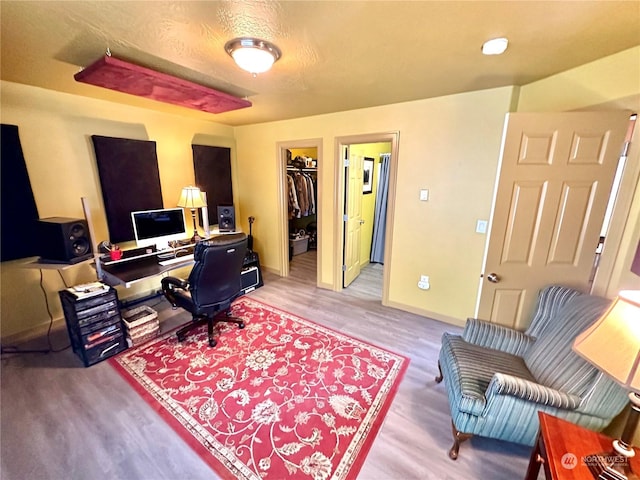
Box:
[435,285,628,459]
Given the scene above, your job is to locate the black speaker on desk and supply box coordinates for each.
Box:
[37,217,93,263]
[217,205,236,232]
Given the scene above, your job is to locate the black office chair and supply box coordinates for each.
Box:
[161,233,248,347]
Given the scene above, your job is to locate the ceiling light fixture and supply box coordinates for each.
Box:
[482,37,509,55]
[225,37,281,75]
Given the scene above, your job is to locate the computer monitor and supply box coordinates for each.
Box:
[130,207,188,248]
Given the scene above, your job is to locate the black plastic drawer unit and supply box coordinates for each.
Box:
[59,286,127,367]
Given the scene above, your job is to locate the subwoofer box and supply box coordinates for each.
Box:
[240,265,260,294]
[37,217,93,263]
[217,205,236,232]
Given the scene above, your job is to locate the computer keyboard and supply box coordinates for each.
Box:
[158,254,194,266]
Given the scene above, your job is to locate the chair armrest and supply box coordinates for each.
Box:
[462,318,534,356]
[161,276,188,290]
[485,373,581,411]
[161,276,188,307]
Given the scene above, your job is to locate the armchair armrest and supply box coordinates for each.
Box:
[462,318,534,356]
[161,276,189,307]
[486,373,581,411]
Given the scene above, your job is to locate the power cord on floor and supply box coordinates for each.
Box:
[0,268,71,356]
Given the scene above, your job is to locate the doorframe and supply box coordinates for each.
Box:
[276,138,323,280]
[334,132,400,305]
[592,115,639,297]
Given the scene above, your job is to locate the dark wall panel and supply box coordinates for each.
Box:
[1,124,40,261]
[192,145,233,226]
[91,135,163,243]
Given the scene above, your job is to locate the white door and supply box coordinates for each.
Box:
[343,151,364,287]
[477,111,630,329]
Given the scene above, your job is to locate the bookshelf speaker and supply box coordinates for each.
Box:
[217,205,235,232]
[37,217,92,263]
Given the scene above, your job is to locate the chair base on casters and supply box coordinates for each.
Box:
[176,310,245,347]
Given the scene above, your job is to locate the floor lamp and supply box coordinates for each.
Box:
[177,186,207,243]
[573,290,640,480]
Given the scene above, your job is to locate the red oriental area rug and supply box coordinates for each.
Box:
[109,297,409,480]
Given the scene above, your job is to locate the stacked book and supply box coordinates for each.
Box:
[66,281,110,299]
[121,305,159,346]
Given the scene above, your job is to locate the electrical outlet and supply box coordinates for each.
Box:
[420,189,429,201]
[418,275,430,290]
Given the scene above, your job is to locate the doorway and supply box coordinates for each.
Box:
[342,142,392,289]
[277,139,322,282]
[335,132,400,305]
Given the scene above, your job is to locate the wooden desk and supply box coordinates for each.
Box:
[100,255,194,288]
[525,412,639,480]
[98,232,242,288]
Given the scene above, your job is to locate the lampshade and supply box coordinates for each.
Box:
[224,37,281,74]
[177,186,207,209]
[573,290,640,392]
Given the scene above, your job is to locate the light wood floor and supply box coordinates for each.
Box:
[1,251,538,480]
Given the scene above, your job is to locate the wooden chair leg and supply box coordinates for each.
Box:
[449,420,472,460]
[435,361,444,383]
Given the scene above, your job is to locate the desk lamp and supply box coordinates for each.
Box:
[573,290,640,480]
[177,186,207,243]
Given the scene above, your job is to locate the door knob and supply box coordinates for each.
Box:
[487,273,501,283]
[359,220,365,225]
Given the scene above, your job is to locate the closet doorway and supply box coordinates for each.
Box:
[335,132,399,305]
[277,139,323,283]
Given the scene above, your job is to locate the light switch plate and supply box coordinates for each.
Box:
[476,220,488,234]
[420,189,429,201]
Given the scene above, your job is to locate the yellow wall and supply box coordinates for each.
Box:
[517,47,640,113]
[288,147,317,160]
[234,87,517,324]
[1,81,235,340]
[3,46,638,341]
[233,47,639,325]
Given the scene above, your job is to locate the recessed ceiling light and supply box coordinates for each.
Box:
[225,37,281,75]
[482,37,508,55]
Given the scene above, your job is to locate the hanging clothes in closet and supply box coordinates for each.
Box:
[287,170,316,219]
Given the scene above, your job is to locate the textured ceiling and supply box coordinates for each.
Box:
[1,1,639,126]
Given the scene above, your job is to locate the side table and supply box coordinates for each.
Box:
[525,412,639,479]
